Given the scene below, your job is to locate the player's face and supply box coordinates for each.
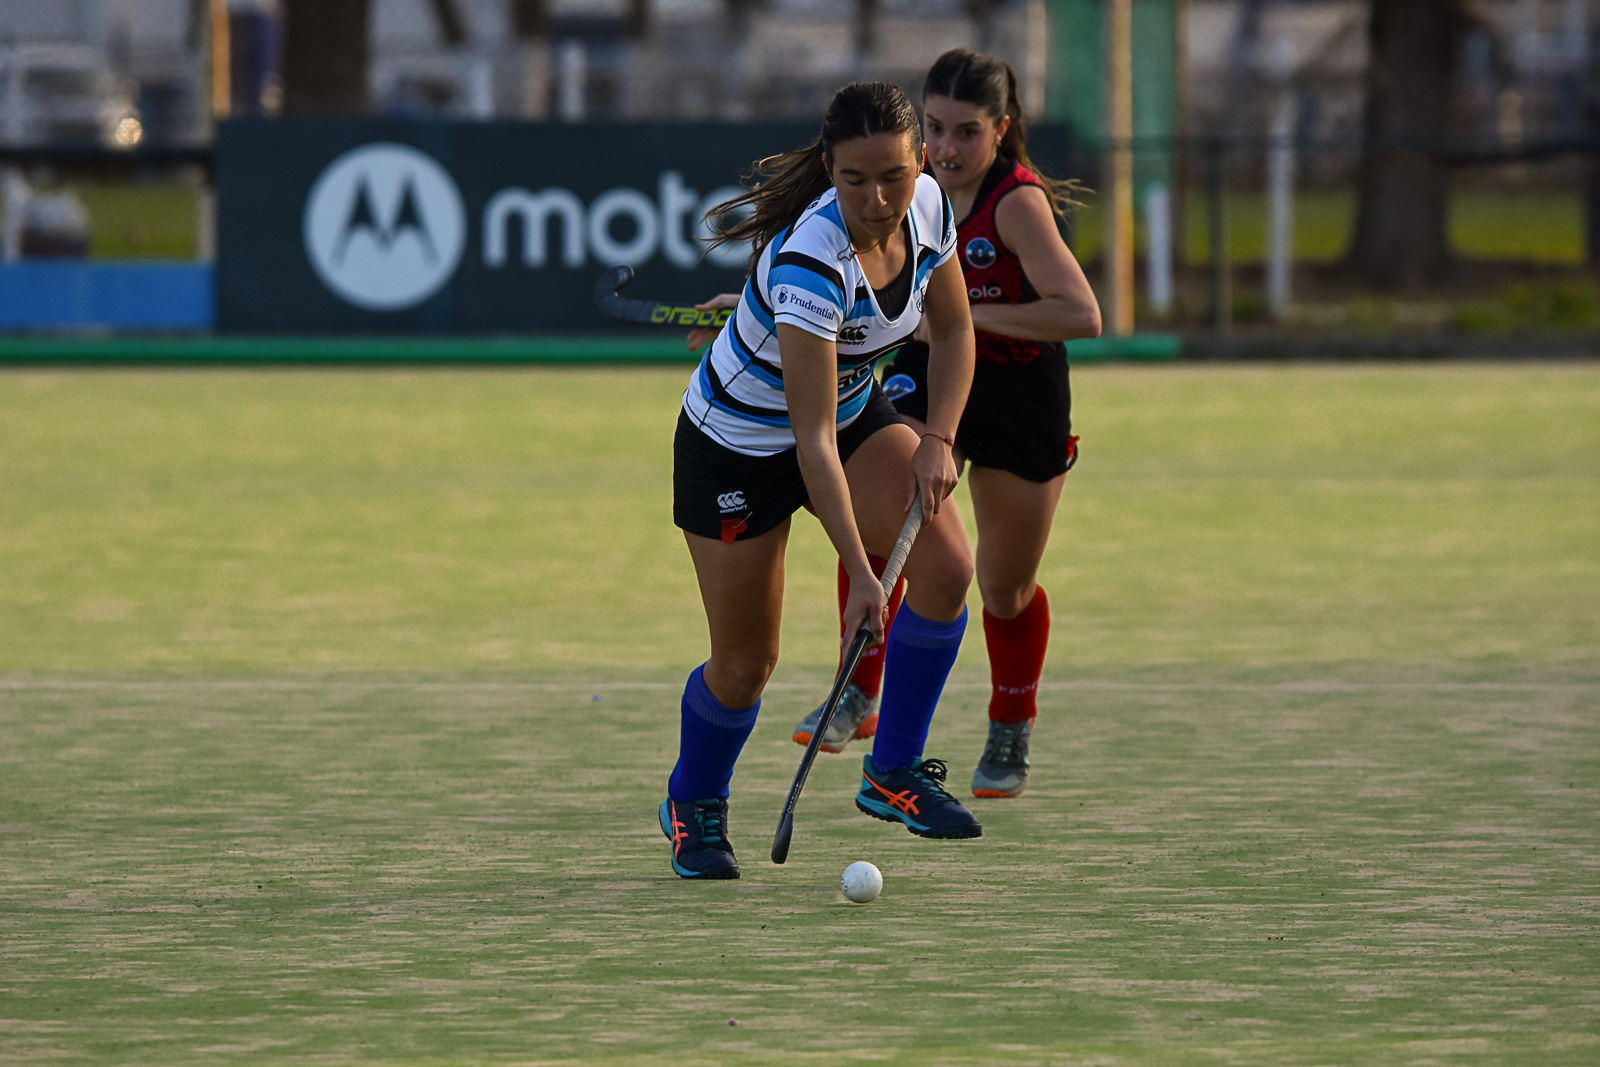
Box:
[829,131,923,249]
[923,95,1009,195]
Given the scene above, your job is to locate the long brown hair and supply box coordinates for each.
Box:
[923,48,1083,218]
[705,81,923,270]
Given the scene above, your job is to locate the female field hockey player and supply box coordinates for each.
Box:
[791,49,1102,799]
[661,81,981,880]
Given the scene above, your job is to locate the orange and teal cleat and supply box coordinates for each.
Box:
[972,718,1033,798]
[855,756,982,839]
[791,684,878,753]
[659,797,740,879]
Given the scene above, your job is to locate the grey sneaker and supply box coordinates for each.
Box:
[791,684,878,753]
[971,718,1033,797]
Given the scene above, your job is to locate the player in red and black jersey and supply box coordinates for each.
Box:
[793,48,1101,799]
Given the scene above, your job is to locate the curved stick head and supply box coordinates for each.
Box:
[770,814,793,865]
[594,265,634,303]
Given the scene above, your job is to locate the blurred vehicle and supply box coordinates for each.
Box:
[373,53,493,119]
[19,189,91,257]
[0,43,143,148]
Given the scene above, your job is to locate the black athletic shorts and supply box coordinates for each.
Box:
[880,340,1077,483]
[673,382,907,543]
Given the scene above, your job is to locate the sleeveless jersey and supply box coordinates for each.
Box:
[955,157,1066,365]
[682,172,956,456]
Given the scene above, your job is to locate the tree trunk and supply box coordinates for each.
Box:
[426,0,467,46]
[511,0,547,38]
[281,0,372,115]
[626,0,651,38]
[1347,0,1465,290]
[854,0,880,64]
[1587,31,1600,266]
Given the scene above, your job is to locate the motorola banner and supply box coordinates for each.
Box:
[215,118,816,332]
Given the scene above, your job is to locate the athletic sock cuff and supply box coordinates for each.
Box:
[888,604,968,650]
[685,664,761,729]
[983,584,1050,632]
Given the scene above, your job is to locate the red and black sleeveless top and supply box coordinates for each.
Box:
[955,156,1065,365]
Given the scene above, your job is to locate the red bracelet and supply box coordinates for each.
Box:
[921,431,955,448]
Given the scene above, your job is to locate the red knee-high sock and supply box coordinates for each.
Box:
[983,585,1051,723]
[836,556,905,699]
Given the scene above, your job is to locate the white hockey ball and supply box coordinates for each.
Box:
[840,860,883,903]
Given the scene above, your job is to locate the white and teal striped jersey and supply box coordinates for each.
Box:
[681,172,956,456]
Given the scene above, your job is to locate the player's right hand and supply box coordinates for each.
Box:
[687,293,740,351]
[843,563,889,647]
[908,432,959,518]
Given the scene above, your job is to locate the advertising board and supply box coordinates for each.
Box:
[217,118,1076,334]
[216,118,816,332]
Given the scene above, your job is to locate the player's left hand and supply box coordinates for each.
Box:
[687,293,740,351]
[907,433,959,518]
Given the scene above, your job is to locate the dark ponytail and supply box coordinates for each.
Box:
[705,81,923,270]
[923,48,1083,218]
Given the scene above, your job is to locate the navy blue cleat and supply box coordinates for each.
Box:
[855,756,983,839]
[659,797,741,879]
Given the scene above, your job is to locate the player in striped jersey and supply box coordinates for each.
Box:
[660,82,982,880]
[682,185,948,455]
[796,49,1103,800]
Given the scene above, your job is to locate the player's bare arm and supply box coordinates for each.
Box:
[970,184,1101,342]
[779,323,887,645]
[914,255,975,515]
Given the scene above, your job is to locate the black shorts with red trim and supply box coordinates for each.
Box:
[880,340,1077,483]
[673,383,906,543]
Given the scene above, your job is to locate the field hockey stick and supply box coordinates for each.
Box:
[593,265,735,328]
[771,501,925,865]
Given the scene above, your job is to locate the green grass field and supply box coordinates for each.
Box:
[75,182,204,260]
[2,364,1598,1065]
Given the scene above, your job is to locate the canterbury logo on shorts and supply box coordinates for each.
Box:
[717,490,749,544]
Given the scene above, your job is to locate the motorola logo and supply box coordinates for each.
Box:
[303,143,466,311]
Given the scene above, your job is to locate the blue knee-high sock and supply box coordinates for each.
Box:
[870,604,967,773]
[667,664,760,801]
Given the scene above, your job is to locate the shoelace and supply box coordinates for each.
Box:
[694,803,728,845]
[984,725,1027,766]
[911,758,956,798]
